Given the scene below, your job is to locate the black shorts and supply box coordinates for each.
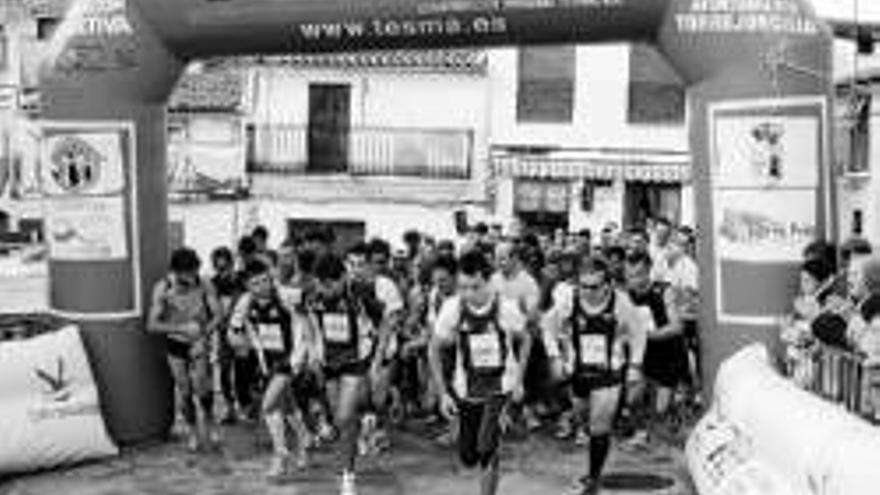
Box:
[264,353,292,376]
[643,335,691,388]
[458,395,507,469]
[324,359,370,380]
[571,370,624,398]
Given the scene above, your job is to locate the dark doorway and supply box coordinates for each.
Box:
[287,218,365,253]
[0,209,8,234]
[624,181,681,229]
[308,84,351,174]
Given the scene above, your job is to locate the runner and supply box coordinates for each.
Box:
[541,256,646,494]
[490,241,542,432]
[428,249,531,495]
[624,250,689,446]
[307,249,387,495]
[230,259,310,480]
[147,247,223,452]
[209,246,245,425]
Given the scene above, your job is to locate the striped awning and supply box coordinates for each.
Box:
[492,149,691,183]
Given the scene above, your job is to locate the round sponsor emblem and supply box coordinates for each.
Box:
[50,136,104,192]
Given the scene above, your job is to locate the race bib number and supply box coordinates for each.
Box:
[579,334,607,366]
[258,324,284,352]
[469,333,502,369]
[324,314,351,344]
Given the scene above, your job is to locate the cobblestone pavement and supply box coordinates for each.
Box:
[1,419,695,495]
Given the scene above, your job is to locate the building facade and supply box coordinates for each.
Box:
[170,51,490,259]
[487,43,693,236]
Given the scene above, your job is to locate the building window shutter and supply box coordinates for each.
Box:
[628,44,685,124]
[517,46,575,123]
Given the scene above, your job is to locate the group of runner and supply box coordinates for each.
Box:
[147,220,700,495]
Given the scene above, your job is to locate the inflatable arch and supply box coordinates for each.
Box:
[39,0,832,444]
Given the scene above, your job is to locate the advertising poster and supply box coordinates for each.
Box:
[41,131,125,196]
[709,97,827,325]
[714,189,816,263]
[713,115,819,189]
[47,196,127,261]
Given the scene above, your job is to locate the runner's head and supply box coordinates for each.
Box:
[495,240,522,277]
[431,254,458,297]
[624,250,653,294]
[367,238,392,277]
[170,247,201,288]
[211,246,234,274]
[577,256,612,308]
[244,258,274,300]
[346,241,371,282]
[314,252,347,300]
[458,250,494,308]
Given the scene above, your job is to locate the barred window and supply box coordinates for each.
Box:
[517,46,576,123]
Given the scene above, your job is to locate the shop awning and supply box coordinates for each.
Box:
[491,148,691,183]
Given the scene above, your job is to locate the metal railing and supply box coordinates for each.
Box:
[783,339,880,423]
[247,124,473,180]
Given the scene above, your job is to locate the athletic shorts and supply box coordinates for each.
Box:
[571,369,624,398]
[265,353,292,375]
[458,395,507,469]
[643,335,691,388]
[324,359,370,380]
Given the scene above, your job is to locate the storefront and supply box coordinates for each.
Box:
[492,147,693,235]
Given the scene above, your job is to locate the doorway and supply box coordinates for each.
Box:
[624,181,681,228]
[308,83,351,174]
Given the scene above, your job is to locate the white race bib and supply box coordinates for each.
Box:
[579,334,607,366]
[324,314,351,344]
[469,333,502,369]
[258,323,284,352]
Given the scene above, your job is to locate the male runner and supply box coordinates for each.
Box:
[542,256,646,494]
[308,249,387,495]
[429,249,531,495]
[231,259,310,480]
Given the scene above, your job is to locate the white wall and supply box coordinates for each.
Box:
[487,44,688,151]
[250,67,490,180]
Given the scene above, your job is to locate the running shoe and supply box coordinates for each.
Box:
[574,429,590,447]
[340,471,358,495]
[555,414,574,440]
[523,407,542,431]
[266,453,289,481]
[619,429,651,452]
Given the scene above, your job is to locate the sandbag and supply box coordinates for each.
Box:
[686,408,800,495]
[0,325,118,474]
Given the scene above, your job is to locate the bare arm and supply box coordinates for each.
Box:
[651,287,683,340]
[146,282,186,336]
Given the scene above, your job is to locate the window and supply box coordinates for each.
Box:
[36,17,61,41]
[0,26,7,71]
[516,46,575,123]
[628,44,686,124]
[580,179,613,212]
[839,90,871,175]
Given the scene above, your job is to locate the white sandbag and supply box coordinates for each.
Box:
[0,326,118,474]
[812,415,880,495]
[686,408,800,495]
[712,344,856,493]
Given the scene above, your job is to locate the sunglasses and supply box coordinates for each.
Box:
[579,282,606,291]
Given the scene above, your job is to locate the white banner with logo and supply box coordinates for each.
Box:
[688,344,880,495]
[0,326,118,474]
[47,196,127,260]
[40,131,125,197]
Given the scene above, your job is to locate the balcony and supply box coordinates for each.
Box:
[247,124,473,180]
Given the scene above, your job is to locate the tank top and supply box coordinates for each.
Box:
[570,290,620,374]
[314,285,374,367]
[629,282,670,330]
[244,293,293,358]
[458,297,508,399]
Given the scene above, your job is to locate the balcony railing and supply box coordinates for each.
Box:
[247,124,473,180]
